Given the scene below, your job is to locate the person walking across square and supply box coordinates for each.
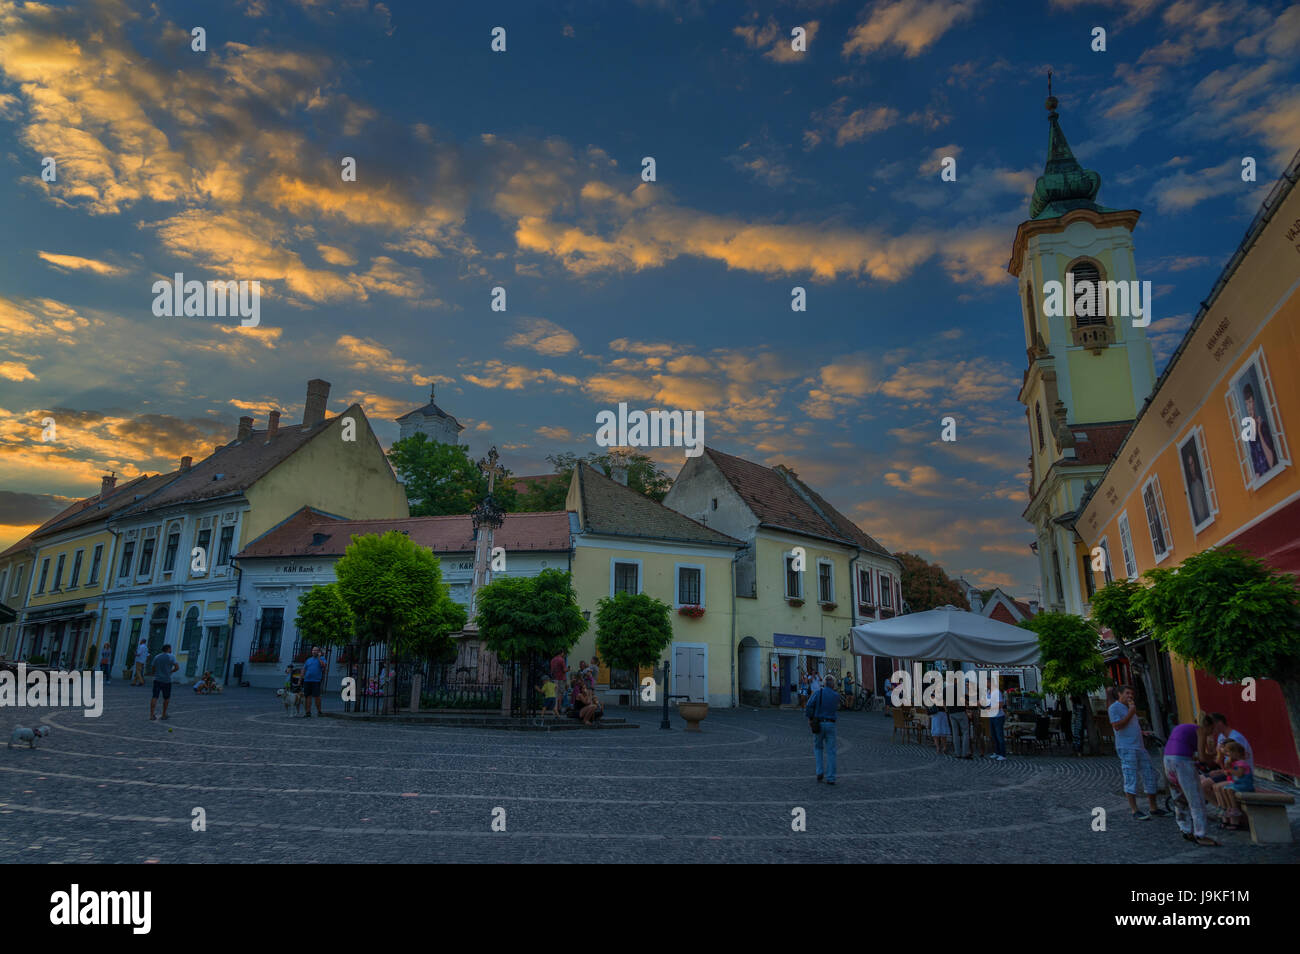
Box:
[806,674,840,785]
[149,643,179,721]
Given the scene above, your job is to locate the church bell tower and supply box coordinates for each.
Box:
[1010,81,1157,614]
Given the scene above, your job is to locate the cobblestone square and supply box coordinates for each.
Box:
[3,686,1297,864]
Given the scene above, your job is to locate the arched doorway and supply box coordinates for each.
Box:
[148,604,170,656]
[737,636,763,706]
[181,607,202,678]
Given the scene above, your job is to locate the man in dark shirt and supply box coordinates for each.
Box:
[805,675,840,785]
[302,646,326,718]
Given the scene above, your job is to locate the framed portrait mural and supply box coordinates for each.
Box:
[1225,349,1290,490]
[1176,426,1218,534]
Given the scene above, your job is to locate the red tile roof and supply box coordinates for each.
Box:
[238,507,573,559]
[571,463,743,548]
[703,447,892,556]
[118,409,356,515]
[1066,422,1133,466]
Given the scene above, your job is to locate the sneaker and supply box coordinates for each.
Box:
[816,774,824,782]
[1132,810,1151,821]
[1150,808,1173,817]
[304,711,311,718]
[826,780,836,786]
[160,714,169,720]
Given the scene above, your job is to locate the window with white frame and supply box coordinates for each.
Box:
[784,553,803,599]
[817,560,834,604]
[675,564,703,607]
[138,536,156,577]
[1141,476,1173,563]
[36,558,49,594]
[118,541,135,578]
[69,549,84,589]
[879,572,892,608]
[216,525,235,566]
[88,545,103,585]
[1177,426,1219,534]
[192,523,212,576]
[612,560,640,596]
[10,564,24,597]
[162,527,181,573]
[1224,348,1291,491]
[52,553,65,591]
[857,567,873,607]
[1117,512,1138,579]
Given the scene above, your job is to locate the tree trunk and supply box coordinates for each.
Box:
[1279,676,1300,770]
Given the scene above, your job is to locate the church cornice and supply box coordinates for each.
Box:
[1007,207,1141,277]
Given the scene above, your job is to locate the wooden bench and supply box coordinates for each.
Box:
[1235,791,1296,845]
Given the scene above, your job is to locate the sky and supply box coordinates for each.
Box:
[1,0,1298,598]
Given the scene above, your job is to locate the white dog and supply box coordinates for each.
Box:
[276,688,304,716]
[8,726,43,749]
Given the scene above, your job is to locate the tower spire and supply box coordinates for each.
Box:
[1028,79,1103,219]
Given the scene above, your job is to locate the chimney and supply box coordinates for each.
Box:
[303,378,331,427]
[266,410,281,441]
[180,456,193,472]
[100,472,117,497]
[237,416,254,441]
[610,462,628,486]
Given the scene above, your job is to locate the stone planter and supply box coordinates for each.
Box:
[677,701,709,732]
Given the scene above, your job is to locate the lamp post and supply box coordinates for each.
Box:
[659,657,672,730]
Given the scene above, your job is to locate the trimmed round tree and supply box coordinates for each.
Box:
[594,591,674,708]
[475,569,588,713]
[334,531,467,704]
[1020,612,1108,754]
[1090,578,1168,738]
[295,583,354,656]
[1134,545,1300,764]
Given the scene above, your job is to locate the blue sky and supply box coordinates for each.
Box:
[2,0,1298,597]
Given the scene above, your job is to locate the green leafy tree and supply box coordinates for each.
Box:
[894,552,971,613]
[1090,578,1167,737]
[475,568,588,662]
[295,583,354,652]
[388,434,519,515]
[521,451,672,507]
[334,532,467,697]
[594,591,674,708]
[1020,612,1107,754]
[515,474,569,512]
[1134,546,1300,763]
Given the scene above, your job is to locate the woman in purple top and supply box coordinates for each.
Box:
[1163,723,1219,847]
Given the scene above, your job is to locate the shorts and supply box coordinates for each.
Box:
[1228,778,1255,793]
[303,680,322,698]
[543,697,556,711]
[152,680,172,700]
[1118,746,1159,795]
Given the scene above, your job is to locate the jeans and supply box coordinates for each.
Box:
[989,714,1006,757]
[950,711,970,757]
[814,720,837,782]
[1165,754,1207,838]
[100,663,111,682]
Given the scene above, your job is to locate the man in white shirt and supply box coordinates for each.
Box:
[132,636,148,686]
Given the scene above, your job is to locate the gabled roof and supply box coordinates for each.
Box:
[0,494,101,559]
[116,409,354,517]
[30,473,179,538]
[702,447,892,557]
[571,463,742,549]
[237,507,572,559]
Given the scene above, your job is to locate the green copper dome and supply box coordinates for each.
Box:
[1029,94,1106,220]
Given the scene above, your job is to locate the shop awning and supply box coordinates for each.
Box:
[851,605,1041,667]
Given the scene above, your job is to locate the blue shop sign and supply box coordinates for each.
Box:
[773,634,825,651]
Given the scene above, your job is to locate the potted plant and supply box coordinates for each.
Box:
[786,597,804,607]
[677,605,705,619]
[677,700,709,732]
[819,601,837,611]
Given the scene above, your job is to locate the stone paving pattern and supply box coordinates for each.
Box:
[2,684,1297,863]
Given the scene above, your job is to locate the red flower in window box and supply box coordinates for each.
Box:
[677,605,706,618]
[786,597,804,607]
[819,601,838,611]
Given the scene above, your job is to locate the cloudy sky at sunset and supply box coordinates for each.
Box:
[2,0,1298,596]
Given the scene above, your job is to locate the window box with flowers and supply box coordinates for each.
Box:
[819,601,837,611]
[248,648,280,664]
[677,605,706,619]
[786,597,804,607]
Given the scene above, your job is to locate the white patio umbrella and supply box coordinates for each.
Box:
[851,604,1040,666]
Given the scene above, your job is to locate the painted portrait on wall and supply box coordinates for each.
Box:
[1228,350,1289,490]
[1176,427,1217,533]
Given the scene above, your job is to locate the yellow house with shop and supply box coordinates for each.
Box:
[565,463,744,707]
[19,473,178,669]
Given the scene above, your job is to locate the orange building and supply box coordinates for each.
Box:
[1076,148,1300,781]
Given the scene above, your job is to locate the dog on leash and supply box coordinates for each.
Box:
[8,725,49,749]
[276,687,304,716]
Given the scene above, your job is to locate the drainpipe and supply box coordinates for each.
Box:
[848,548,861,683]
[730,548,739,708]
